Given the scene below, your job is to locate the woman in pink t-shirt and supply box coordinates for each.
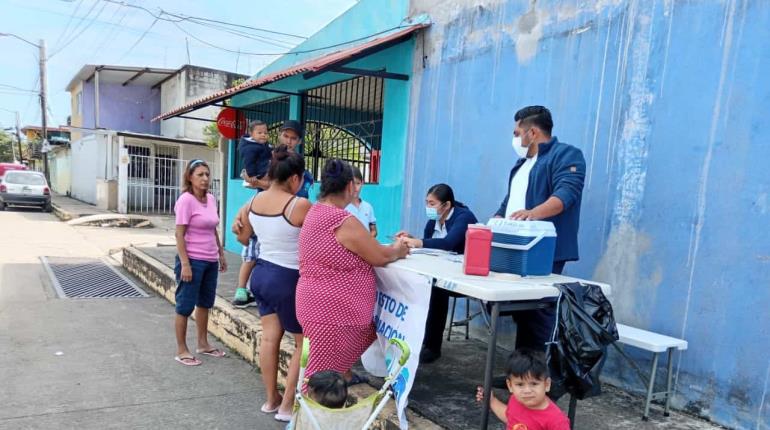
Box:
[173,159,228,366]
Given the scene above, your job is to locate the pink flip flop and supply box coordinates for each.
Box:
[196,348,226,358]
[174,355,202,366]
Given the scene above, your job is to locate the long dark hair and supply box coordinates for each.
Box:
[182,159,210,193]
[427,183,466,209]
[320,159,354,198]
[268,144,305,182]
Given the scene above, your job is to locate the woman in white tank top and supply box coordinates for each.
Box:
[236,145,311,421]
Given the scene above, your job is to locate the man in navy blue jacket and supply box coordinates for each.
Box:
[495,106,586,351]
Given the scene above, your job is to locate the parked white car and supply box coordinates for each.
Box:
[0,171,52,212]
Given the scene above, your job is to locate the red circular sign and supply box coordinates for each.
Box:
[216,108,248,139]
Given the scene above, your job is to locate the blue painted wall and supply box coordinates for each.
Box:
[223,0,414,252]
[79,81,160,134]
[406,0,770,428]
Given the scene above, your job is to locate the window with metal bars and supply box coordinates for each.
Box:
[303,76,384,184]
[231,97,290,179]
[127,145,150,178]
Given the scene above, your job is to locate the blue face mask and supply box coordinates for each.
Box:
[425,206,439,221]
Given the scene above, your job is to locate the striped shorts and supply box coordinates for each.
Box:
[241,235,259,262]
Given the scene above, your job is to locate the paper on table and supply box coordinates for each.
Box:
[410,248,456,256]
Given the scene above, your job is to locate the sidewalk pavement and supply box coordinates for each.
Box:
[51,193,176,232]
[125,246,723,430]
[123,245,441,429]
[50,193,113,221]
[0,208,284,430]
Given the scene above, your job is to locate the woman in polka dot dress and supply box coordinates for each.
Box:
[297,159,410,384]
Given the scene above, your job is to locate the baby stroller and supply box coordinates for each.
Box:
[291,338,410,430]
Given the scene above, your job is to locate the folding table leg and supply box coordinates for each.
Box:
[447,296,457,341]
[480,302,500,430]
[567,395,577,430]
[465,298,470,340]
[643,352,659,421]
[664,348,674,417]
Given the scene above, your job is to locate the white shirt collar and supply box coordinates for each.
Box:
[434,208,455,232]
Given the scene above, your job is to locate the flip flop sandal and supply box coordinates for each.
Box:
[196,348,226,357]
[174,355,201,366]
[261,402,281,414]
[346,372,369,386]
[274,413,292,422]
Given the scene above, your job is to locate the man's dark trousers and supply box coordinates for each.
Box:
[512,260,566,351]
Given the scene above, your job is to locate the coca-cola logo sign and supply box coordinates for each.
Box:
[216,108,248,139]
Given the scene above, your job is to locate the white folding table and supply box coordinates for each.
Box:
[389,253,612,429]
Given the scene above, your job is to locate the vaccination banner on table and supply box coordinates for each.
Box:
[362,266,432,430]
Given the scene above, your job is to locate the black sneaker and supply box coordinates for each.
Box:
[232,288,256,308]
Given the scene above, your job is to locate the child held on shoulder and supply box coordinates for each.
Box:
[476,349,570,430]
[239,120,272,190]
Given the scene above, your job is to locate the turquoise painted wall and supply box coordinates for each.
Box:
[249,0,410,77]
[223,0,414,252]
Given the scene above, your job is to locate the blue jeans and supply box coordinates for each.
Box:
[174,256,219,317]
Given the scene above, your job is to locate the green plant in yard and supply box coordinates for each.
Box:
[305,123,370,162]
[204,123,221,149]
[0,131,17,162]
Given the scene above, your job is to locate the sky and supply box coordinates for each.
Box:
[0,0,357,131]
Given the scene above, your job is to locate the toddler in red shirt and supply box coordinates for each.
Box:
[476,349,570,430]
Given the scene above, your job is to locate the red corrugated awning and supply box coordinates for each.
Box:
[153,23,428,122]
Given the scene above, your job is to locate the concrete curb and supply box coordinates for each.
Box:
[122,246,441,430]
[51,202,73,222]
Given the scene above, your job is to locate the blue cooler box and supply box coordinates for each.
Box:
[487,219,557,276]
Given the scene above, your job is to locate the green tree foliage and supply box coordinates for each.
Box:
[203,123,221,149]
[0,131,17,163]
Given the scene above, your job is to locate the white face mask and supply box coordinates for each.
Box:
[512,135,529,158]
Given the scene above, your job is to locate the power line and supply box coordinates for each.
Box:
[53,0,99,52]
[117,16,159,62]
[172,21,282,56]
[94,0,301,49]
[95,0,308,39]
[49,0,109,59]
[53,0,85,52]
[0,90,38,96]
[92,2,133,57]
[182,17,296,49]
[174,20,414,56]
[0,84,37,93]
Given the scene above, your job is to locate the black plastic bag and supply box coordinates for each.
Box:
[546,282,619,400]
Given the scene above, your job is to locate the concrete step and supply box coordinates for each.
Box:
[122,246,441,430]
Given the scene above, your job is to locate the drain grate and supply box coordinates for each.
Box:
[41,256,148,299]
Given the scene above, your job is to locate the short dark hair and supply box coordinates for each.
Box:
[268,144,305,183]
[514,106,553,135]
[280,120,304,138]
[320,159,354,198]
[249,120,267,133]
[351,165,364,182]
[307,371,348,409]
[427,183,466,209]
[505,349,549,380]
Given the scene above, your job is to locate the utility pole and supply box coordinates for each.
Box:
[39,39,49,182]
[0,34,44,168]
[15,111,23,163]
